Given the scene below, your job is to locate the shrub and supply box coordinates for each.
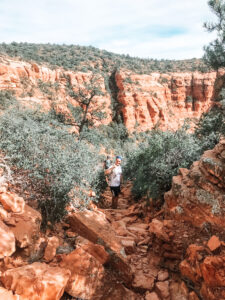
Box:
[0,90,17,110]
[0,105,101,226]
[195,105,225,150]
[123,129,203,202]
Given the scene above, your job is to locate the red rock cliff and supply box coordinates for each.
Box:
[0,56,224,131]
[0,57,112,127]
[116,70,225,131]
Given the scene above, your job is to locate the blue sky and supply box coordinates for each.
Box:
[0,0,216,59]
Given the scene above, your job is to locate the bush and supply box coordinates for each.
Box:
[195,105,225,150]
[0,105,101,226]
[123,129,203,202]
[0,90,17,110]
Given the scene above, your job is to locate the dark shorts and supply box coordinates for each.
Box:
[110,186,121,197]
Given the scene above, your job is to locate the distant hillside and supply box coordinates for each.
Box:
[0,42,210,74]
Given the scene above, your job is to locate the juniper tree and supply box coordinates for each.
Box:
[204,0,225,69]
[65,74,107,136]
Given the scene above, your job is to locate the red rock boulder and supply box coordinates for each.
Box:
[68,209,133,285]
[1,262,71,300]
[0,220,15,259]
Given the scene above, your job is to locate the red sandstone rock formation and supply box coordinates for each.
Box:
[180,237,225,300]
[165,139,225,228]
[1,262,71,300]
[0,220,15,259]
[0,57,112,126]
[0,56,224,132]
[116,70,225,131]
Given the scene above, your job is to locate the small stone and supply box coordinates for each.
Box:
[66,231,77,238]
[145,291,160,300]
[121,239,136,254]
[44,236,60,262]
[157,270,169,281]
[189,291,200,300]
[155,281,170,300]
[207,235,221,251]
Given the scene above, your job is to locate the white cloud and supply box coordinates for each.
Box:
[0,0,218,59]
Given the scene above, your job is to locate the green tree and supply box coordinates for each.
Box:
[59,74,107,135]
[204,0,225,69]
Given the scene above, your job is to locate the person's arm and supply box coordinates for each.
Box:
[104,165,115,175]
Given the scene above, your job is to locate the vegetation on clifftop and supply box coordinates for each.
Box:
[0,42,210,74]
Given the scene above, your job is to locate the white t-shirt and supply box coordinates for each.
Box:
[109,165,122,187]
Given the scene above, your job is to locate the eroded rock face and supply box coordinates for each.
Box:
[116,70,224,132]
[0,57,224,133]
[165,139,225,228]
[1,262,71,300]
[0,57,112,127]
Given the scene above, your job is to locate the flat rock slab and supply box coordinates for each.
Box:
[68,209,133,285]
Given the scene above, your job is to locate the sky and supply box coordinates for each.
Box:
[0,0,217,60]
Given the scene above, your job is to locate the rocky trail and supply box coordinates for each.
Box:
[92,184,204,300]
[0,139,224,299]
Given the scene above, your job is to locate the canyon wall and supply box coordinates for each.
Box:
[0,56,224,131]
[116,70,225,131]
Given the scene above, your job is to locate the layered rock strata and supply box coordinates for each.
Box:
[116,70,225,131]
[0,56,224,132]
[165,139,225,228]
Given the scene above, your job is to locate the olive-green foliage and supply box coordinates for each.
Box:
[123,129,203,201]
[0,105,102,226]
[204,0,225,69]
[0,42,210,74]
[195,105,225,150]
[0,90,17,110]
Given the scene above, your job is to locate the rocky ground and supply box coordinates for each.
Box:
[0,139,224,299]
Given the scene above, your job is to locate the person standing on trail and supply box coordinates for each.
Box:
[104,155,123,209]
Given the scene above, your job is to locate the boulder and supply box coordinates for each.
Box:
[132,271,155,292]
[9,204,42,248]
[201,256,225,287]
[145,291,160,300]
[68,209,133,284]
[44,236,60,262]
[60,247,136,300]
[149,219,170,242]
[0,219,15,258]
[0,192,25,213]
[169,281,189,300]
[1,262,71,300]
[155,281,170,300]
[0,287,20,299]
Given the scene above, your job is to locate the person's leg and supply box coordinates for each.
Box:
[112,195,118,209]
[110,186,120,209]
